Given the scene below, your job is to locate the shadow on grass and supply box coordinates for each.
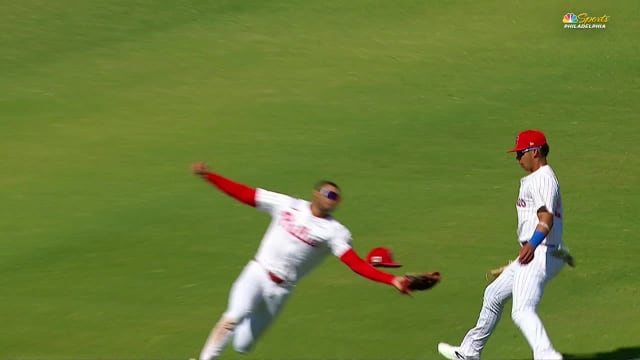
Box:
[563,346,640,360]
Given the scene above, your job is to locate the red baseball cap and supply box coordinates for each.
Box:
[366,247,402,267]
[508,130,547,152]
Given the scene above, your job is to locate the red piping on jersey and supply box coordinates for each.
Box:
[289,231,318,247]
[203,172,257,207]
[339,249,395,285]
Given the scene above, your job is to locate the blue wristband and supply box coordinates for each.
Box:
[529,230,546,248]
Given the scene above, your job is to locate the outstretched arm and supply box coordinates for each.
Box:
[192,162,257,207]
[339,248,409,294]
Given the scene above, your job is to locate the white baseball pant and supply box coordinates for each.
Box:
[199,260,292,360]
[459,245,565,360]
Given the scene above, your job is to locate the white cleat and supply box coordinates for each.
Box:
[536,352,563,360]
[437,342,467,360]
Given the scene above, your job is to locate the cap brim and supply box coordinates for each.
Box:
[507,143,546,153]
[372,262,403,268]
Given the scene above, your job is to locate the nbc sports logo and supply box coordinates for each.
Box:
[563,12,608,29]
[563,13,578,24]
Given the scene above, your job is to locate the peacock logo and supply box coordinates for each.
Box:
[563,13,578,24]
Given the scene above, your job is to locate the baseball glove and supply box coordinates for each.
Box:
[485,261,513,283]
[404,272,441,291]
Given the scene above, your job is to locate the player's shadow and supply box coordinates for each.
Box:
[562,346,640,360]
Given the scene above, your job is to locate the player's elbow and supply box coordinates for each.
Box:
[537,209,554,226]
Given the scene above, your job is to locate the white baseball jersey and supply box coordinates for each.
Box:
[515,164,563,246]
[252,188,353,284]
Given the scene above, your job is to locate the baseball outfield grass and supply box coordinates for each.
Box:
[1,1,639,359]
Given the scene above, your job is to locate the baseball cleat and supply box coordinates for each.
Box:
[537,351,563,360]
[437,343,468,360]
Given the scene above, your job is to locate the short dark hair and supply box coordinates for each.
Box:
[540,144,550,157]
[314,180,340,191]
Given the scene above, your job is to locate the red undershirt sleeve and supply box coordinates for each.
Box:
[203,172,257,207]
[339,248,395,285]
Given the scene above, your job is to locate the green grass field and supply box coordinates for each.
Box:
[1,1,639,359]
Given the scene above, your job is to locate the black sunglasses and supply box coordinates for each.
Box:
[319,188,340,201]
[516,147,540,160]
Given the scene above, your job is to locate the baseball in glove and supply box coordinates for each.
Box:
[404,272,441,291]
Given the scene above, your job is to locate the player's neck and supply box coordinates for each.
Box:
[310,204,330,218]
[529,160,548,173]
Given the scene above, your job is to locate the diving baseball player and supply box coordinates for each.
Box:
[190,162,439,360]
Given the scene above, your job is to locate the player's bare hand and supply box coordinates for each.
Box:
[518,243,535,264]
[392,276,411,295]
[192,162,209,175]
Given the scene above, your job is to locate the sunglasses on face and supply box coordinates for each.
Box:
[516,147,540,160]
[319,188,340,201]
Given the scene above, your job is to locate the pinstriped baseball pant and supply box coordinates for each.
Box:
[459,245,565,359]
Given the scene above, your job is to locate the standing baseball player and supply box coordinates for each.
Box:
[191,162,439,360]
[438,130,570,360]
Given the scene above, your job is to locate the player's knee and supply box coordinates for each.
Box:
[482,287,504,312]
[511,306,535,324]
[482,287,493,302]
[221,318,238,331]
[214,316,238,334]
[511,309,525,324]
[232,336,254,354]
[231,319,256,354]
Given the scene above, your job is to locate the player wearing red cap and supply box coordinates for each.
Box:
[190,162,412,360]
[438,130,572,360]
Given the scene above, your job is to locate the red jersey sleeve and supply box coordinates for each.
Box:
[203,172,257,207]
[339,248,395,285]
